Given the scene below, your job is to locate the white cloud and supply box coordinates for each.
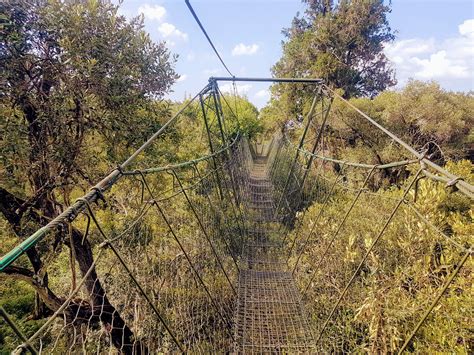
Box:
[459,19,474,38]
[138,4,166,21]
[232,43,259,56]
[137,3,188,43]
[385,38,435,61]
[177,74,187,82]
[220,84,252,94]
[158,23,188,41]
[410,50,469,79]
[384,19,474,89]
[255,89,270,99]
[163,40,176,48]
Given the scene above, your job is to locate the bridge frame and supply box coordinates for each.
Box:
[210,76,324,84]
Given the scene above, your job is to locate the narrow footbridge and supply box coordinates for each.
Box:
[1,78,472,354]
[234,155,314,352]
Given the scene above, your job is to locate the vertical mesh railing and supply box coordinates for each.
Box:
[1,143,252,353]
[270,86,473,353]
[0,80,256,354]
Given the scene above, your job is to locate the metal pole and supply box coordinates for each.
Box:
[205,88,247,244]
[211,83,227,147]
[300,96,334,188]
[274,94,320,220]
[210,77,323,84]
[200,93,224,200]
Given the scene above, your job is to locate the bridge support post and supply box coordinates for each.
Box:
[200,93,224,201]
[274,91,321,223]
[210,81,227,147]
[210,80,248,243]
[284,93,334,245]
[300,91,333,188]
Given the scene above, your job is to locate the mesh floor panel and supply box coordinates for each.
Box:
[233,159,315,353]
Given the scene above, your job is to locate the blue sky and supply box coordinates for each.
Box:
[117,0,474,108]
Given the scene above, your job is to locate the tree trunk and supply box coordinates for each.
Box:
[0,187,143,353]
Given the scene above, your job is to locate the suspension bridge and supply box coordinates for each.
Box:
[0,76,472,354]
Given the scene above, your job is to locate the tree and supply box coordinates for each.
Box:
[220,94,262,139]
[326,80,474,169]
[0,0,177,351]
[378,80,473,162]
[272,0,396,117]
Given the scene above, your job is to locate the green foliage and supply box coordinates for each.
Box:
[272,0,396,117]
[266,80,473,173]
[0,280,46,353]
[287,160,473,353]
[259,97,288,135]
[378,81,473,160]
[180,93,262,145]
[0,0,178,197]
[330,80,474,164]
[0,0,471,353]
[0,0,181,351]
[221,94,262,139]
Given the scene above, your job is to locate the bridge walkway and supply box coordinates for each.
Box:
[233,155,315,353]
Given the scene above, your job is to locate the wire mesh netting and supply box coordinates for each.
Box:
[272,90,473,353]
[0,83,254,354]
[1,143,249,353]
[233,146,316,353]
[1,81,472,354]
